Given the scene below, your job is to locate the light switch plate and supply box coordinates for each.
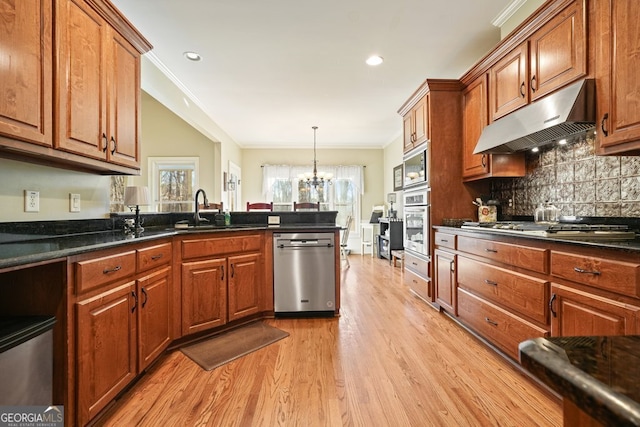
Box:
[70,193,81,212]
[268,216,280,225]
[24,190,39,212]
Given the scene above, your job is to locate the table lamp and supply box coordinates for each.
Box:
[124,186,150,233]
[387,193,397,218]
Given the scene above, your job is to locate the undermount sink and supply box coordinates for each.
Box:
[172,224,256,231]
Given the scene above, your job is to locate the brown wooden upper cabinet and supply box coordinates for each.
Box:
[595,0,640,155]
[462,74,525,181]
[402,94,429,152]
[0,0,53,147]
[489,0,587,123]
[56,0,141,169]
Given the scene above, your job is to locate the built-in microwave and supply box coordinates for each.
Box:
[403,145,428,189]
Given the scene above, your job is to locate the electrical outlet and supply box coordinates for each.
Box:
[24,190,40,212]
[70,193,81,212]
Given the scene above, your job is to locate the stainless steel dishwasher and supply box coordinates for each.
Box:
[273,232,336,316]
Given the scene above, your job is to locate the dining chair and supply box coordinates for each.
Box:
[246,202,273,211]
[293,201,320,211]
[340,215,353,268]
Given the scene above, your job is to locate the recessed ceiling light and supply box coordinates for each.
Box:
[366,55,384,66]
[184,51,202,61]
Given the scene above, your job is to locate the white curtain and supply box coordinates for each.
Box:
[262,164,364,196]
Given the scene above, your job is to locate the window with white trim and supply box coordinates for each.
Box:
[148,157,199,212]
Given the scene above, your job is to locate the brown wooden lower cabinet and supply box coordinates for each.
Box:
[434,248,456,314]
[181,258,228,335]
[137,266,172,371]
[550,283,640,336]
[227,253,261,321]
[76,281,137,425]
[457,288,549,360]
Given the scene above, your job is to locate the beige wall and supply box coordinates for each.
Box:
[0,158,111,222]
[383,134,404,215]
[241,148,386,218]
[130,92,218,210]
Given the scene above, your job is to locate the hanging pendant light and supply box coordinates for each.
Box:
[301,126,332,189]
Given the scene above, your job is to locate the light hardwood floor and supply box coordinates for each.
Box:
[98,255,561,426]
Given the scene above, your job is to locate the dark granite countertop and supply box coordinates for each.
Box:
[0,221,340,270]
[434,225,640,253]
[519,336,640,426]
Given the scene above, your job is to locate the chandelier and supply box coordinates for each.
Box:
[300,126,332,188]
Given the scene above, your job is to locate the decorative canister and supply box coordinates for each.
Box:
[478,205,497,223]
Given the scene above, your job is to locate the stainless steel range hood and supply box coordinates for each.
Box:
[473,79,595,154]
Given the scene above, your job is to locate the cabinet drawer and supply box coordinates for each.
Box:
[137,242,172,273]
[76,251,136,294]
[458,256,548,324]
[434,231,456,249]
[404,267,430,302]
[551,251,640,298]
[404,251,429,277]
[458,288,549,360]
[181,234,262,260]
[458,235,548,274]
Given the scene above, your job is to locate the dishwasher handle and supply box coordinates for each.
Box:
[277,242,334,249]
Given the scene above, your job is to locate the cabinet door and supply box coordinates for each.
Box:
[106,27,140,168]
[402,112,413,152]
[56,0,107,159]
[0,0,52,146]
[550,284,640,337]
[137,266,171,371]
[412,95,429,146]
[528,0,586,101]
[462,74,490,178]
[76,281,136,425]
[595,0,640,152]
[181,258,227,335]
[228,253,261,321]
[434,249,456,315]
[489,42,528,122]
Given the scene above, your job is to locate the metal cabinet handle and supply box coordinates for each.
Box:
[485,248,498,253]
[485,317,498,326]
[231,264,235,278]
[131,291,138,313]
[102,133,108,152]
[110,136,117,155]
[481,154,487,168]
[484,279,497,286]
[520,82,526,98]
[530,75,537,92]
[601,113,609,137]
[220,265,225,281]
[440,239,448,243]
[103,265,122,274]
[141,287,148,308]
[549,293,557,318]
[151,254,163,260]
[574,267,601,275]
[449,260,455,272]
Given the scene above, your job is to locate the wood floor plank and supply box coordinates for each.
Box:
[97,255,561,426]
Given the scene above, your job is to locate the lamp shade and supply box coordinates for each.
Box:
[124,186,150,206]
[387,193,397,203]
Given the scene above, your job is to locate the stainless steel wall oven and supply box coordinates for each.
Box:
[403,187,430,259]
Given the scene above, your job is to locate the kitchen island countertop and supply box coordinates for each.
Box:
[519,336,640,426]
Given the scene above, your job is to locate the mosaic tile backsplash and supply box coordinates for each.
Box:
[491,132,640,218]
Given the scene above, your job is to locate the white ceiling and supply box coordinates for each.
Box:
[111,0,517,149]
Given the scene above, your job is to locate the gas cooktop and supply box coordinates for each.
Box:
[461,221,637,240]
